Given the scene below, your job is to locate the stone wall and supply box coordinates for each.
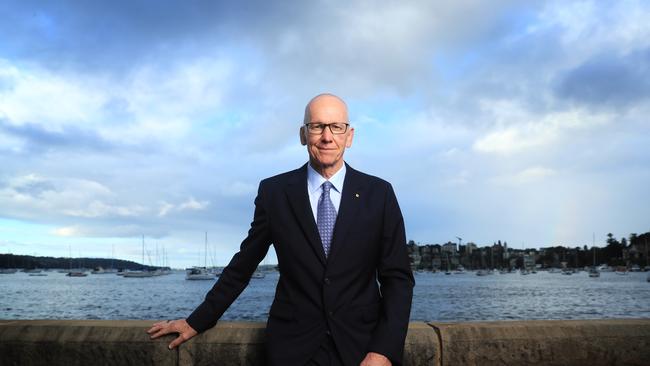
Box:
[1,319,648,365]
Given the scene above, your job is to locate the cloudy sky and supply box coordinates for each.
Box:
[1,0,648,269]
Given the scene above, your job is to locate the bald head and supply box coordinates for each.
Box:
[300,93,354,178]
[303,93,348,124]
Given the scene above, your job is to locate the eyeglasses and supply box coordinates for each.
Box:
[304,122,350,135]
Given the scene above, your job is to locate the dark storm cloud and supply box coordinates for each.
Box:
[0,117,114,152]
[0,0,308,72]
[555,49,650,108]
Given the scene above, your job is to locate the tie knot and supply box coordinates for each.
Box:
[322,181,333,194]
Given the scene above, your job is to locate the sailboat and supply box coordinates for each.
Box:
[67,245,87,277]
[589,234,600,278]
[91,245,118,274]
[444,252,452,275]
[123,236,156,278]
[186,232,215,280]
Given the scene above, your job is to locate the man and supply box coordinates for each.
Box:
[148,94,414,366]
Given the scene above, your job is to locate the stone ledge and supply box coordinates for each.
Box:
[430,319,650,366]
[1,319,649,365]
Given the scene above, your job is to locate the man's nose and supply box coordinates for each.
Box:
[320,126,334,141]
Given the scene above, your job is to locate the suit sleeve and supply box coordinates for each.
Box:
[367,183,415,364]
[186,182,272,333]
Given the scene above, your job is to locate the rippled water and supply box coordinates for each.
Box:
[1,270,649,322]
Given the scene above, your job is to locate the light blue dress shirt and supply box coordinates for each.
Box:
[307,162,346,223]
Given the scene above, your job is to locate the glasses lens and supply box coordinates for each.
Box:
[307,123,323,134]
[330,123,347,134]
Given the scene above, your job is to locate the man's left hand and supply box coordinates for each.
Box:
[360,352,391,366]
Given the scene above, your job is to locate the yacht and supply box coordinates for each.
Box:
[588,245,600,278]
[453,265,467,274]
[186,232,216,280]
[66,271,87,277]
[615,268,629,275]
[185,267,215,280]
[123,270,157,278]
[124,236,157,278]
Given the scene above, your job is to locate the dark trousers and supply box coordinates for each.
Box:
[305,334,344,366]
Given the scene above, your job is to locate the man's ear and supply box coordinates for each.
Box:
[299,126,307,145]
[345,127,354,148]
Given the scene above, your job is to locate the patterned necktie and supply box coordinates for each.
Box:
[317,181,337,258]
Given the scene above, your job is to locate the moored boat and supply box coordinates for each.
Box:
[66,271,87,277]
[185,267,214,280]
[588,268,600,277]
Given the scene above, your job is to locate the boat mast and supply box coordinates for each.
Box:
[142,235,145,271]
[592,232,596,266]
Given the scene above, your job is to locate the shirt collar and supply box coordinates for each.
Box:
[307,162,346,194]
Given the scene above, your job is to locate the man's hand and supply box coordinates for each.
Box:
[147,319,198,349]
[360,352,391,366]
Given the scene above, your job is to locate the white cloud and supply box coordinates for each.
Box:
[0,174,146,220]
[0,57,233,145]
[52,224,160,238]
[473,106,611,155]
[157,197,210,217]
[0,59,106,128]
[178,197,209,211]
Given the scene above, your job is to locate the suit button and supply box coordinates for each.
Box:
[326,330,331,336]
[328,310,333,316]
[324,277,331,285]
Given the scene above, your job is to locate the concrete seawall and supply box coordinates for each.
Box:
[1,319,648,365]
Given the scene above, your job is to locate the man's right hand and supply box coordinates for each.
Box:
[147,319,198,349]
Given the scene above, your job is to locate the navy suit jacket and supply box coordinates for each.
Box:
[187,163,414,365]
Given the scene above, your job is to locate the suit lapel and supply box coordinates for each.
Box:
[285,163,327,266]
[327,163,364,265]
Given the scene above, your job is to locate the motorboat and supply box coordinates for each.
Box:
[123,270,156,278]
[66,271,87,277]
[453,265,467,274]
[185,267,214,280]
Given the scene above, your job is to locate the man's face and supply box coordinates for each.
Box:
[300,96,354,171]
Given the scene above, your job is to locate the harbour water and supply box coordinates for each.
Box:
[1,270,649,322]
